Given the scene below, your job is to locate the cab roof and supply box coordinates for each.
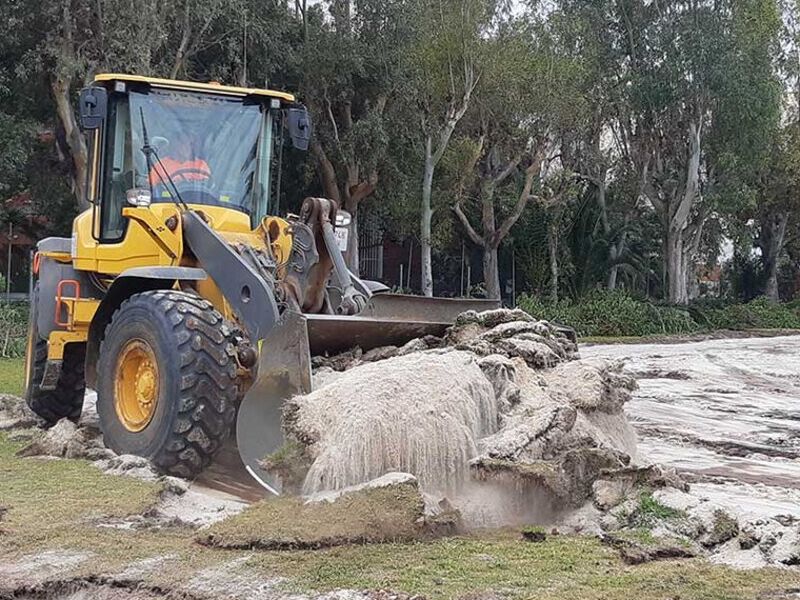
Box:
[93,73,296,102]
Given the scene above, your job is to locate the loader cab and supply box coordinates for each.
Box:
[79,75,308,241]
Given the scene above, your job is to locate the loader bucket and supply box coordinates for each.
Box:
[234,294,500,495]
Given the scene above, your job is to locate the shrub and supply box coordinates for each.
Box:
[517,290,800,338]
[518,289,700,337]
[696,296,800,330]
[0,300,29,358]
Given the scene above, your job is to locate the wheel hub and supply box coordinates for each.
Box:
[114,339,159,432]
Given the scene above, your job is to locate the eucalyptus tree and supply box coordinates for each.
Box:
[609,0,782,304]
[449,13,586,300]
[751,0,800,300]
[300,0,414,273]
[6,0,289,212]
[408,0,494,296]
[756,126,800,299]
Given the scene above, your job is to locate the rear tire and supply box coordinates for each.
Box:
[96,290,238,478]
[24,283,86,425]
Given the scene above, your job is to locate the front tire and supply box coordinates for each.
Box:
[96,290,238,478]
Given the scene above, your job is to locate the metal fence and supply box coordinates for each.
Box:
[358,211,384,281]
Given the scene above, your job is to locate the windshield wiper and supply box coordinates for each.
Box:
[139,107,189,211]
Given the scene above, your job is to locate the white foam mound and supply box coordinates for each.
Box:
[281,309,639,520]
[295,350,497,494]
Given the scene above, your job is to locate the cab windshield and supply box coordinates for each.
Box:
[100,87,275,239]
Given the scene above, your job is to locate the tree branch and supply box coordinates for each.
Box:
[493,153,522,186]
[311,140,341,203]
[453,202,485,247]
[494,154,543,244]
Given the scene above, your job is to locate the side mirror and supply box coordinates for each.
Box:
[287,106,311,151]
[79,86,108,130]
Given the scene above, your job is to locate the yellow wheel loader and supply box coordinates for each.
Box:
[24,74,496,495]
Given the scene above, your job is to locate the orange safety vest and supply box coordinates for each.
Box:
[149,158,211,186]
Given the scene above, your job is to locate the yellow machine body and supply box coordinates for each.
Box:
[45,204,294,362]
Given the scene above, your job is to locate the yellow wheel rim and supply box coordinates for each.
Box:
[114,339,159,432]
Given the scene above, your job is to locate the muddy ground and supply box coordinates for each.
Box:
[585,335,800,567]
[2,332,800,598]
[585,335,800,519]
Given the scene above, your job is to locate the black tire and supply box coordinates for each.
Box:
[96,290,238,478]
[24,284,86,425]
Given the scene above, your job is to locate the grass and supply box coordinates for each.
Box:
[613,490,688,530]
[243,533,800,599]
[200,481,430,549]
[1,426,799,599]
[637,490,685,520]
[0,430,226,587]
[0,430,163,551]
[0,357,25,396]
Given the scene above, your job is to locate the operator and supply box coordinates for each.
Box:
[148,135,211,187]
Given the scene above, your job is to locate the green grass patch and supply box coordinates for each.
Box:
[0,431,162,547]
[637,490,685,521]
[0,431,217,586]
[1,432,799,599]
[244,532,800,599]
[200,481,432,549]
[0,357,25,396]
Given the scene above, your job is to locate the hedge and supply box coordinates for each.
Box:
[517,290,800,338]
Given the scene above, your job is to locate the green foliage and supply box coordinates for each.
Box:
[1,0,799,302]
[697,296,800,330]
[0,301,28,358]
[518,290,699,337]
[518,290,800,338]
[0,112,36,198]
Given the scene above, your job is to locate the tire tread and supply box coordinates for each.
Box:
[26,339,85,424]
[99,290,238,479]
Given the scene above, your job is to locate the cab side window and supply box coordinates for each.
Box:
[100,95,133,241]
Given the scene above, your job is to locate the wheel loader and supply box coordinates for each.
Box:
[24,74,497,495]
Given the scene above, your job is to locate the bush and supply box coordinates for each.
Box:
[698,296,800,330]
[517,289,699,337]
[0,301,29,358]
[517,290,800,338]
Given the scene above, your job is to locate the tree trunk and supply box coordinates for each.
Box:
[347,211,359,276]
[548,224,559,303]
[420,136,435,297]
[596,178,618,289]
[665,227,688,304]
[483,245,500,300]
[765,260,780,302]
[52,76,89,211]
[311,141,341,204]
[607,265,619,290]
[763,212,789,302]
[171,20,191,79]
